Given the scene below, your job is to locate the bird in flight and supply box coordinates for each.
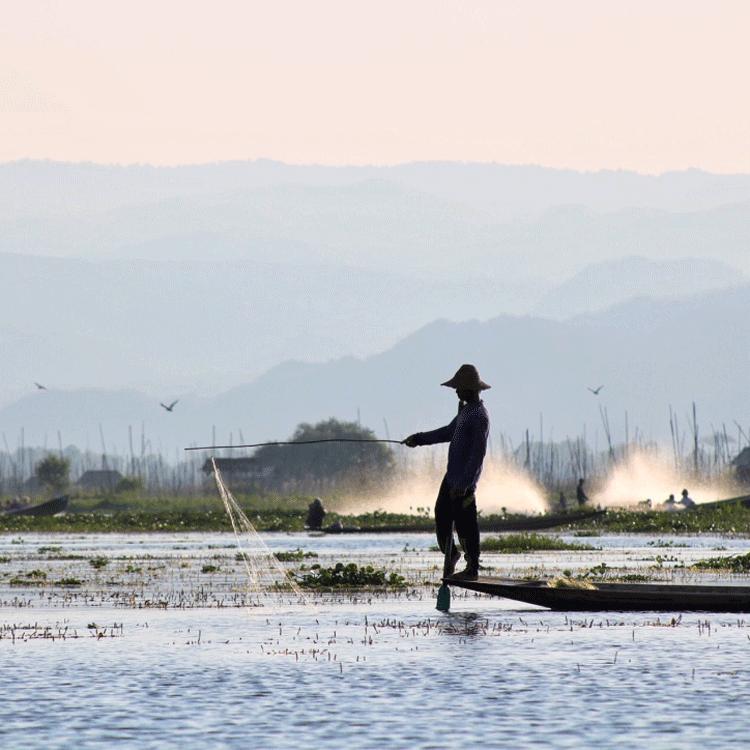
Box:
[587,385,604,395]
[160,399,179,412]
[34,382,47,390]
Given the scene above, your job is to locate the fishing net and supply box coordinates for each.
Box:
[211,458,305,604]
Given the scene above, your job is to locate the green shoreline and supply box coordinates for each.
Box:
[3,497,750,534]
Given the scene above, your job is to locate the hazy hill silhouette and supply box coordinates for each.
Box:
[534,256,743,319]
[6,160,750,220]
[3,159,750,416]
[3,285,748,452]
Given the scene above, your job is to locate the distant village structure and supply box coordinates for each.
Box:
[732,448,750,485]
[77,470,123,492]
[202,458,274,491]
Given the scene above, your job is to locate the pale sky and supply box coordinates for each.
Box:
[1,0,749,172]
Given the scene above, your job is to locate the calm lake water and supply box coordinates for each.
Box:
[2,531,750,749]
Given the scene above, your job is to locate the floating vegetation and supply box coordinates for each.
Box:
[646,539,689,548]
[201,564,220,574]
[582,504,750,535]
[0,556,10,563]
[480,533,597,553]
[585,562,609,578]
[297,563,407,590]
[10,569,47,586]
[88,557,108,570]
[58,577,83,586]
[274,549,319,562]
[693,551,750,573]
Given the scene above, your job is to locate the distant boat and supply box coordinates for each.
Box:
[685,493,750,511]
[319,508,605,534]
[444,576,750,613]
[3,495,69,517]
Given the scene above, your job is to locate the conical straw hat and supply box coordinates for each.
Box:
[441,364,491,390]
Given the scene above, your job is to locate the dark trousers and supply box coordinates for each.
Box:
[435,475,480,573]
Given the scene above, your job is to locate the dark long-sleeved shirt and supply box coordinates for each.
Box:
[412,400,490,493]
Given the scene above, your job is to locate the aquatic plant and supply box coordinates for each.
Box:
[89,557,108,570]
[297,563,407,590]
[9,569,47,586]
[582,503,750,534]
[274,549,319,562]
[480,533,597,553]
[693,551,750,573]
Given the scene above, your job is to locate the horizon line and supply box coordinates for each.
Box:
[1,156,745,179]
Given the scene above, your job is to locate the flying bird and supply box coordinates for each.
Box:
[34,382,47,390]
[160,399,179,412]
[587,385,604,395]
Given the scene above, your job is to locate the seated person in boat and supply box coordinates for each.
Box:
[305,497,326,530]
[576,478,589,506]
[678,489,696,508]
[662,494,678,511]
[404,364,490,582]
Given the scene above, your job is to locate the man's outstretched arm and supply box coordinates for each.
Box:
[403,418,457,447]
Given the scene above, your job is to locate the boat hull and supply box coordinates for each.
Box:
[4,495,69,517]
[445,576,750,613]
[321,509,605,534]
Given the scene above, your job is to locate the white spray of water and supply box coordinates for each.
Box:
[594,451,736,508]
[341,456,547,516]
[478,460,548,514]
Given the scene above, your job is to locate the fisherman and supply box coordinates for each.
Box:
[679,488,696,509]
[305,497,326,530]
[576,478,589,507]
[663,493,678,511]
[404,364,490,581]
[558,491,567,511]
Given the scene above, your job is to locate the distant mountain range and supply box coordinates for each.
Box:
[3,283,748,453]
[7,160,750,221]
[0,252,740,407]
[4,161,750,281]
[533,256,744,319]
[3,159,749,425]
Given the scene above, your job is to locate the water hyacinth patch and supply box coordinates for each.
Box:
[480,533,597,553]
[693,551,750,573]
[297,563,407,590]
[274,549,319,562]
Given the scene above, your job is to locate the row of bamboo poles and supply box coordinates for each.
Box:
[0,404,746,496]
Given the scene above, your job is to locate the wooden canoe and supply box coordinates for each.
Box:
[687,493,750,511]
[4,495,69,517]
[321,508,605,534]
[444,576,750,613]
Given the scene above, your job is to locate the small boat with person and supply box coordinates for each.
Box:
[3,495,69,517]
[318,507,606,534]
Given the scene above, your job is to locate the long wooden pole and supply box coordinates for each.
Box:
[185,438,404,451]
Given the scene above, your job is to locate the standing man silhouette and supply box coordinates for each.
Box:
[404,364,490,581]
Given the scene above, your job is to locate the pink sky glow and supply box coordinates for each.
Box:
[2,0,749,172]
